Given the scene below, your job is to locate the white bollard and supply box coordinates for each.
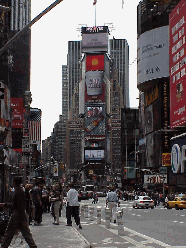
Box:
[89,206,94,221]
[97,207,101,224]
[105,208,110,228]
[117,211,124,236]
[84,205,89,218]
[122,207,127,223]
[81,205,85,217]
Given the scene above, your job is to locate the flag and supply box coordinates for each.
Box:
[28,121,41,142]
[93,0,97,5]
[29,109,41,142]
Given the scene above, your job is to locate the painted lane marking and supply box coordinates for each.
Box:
[99,223,171,248]
[121,226,171,247]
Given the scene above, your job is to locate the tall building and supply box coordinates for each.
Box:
[137,0,185,194]
[62,65,69,118]
[9,0,31,98]
[67,41,81,111]
[109,38,129,108]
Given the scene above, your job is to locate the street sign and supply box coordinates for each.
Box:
[22,139,31,152]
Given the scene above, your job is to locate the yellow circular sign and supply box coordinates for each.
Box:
[92,58,98,66]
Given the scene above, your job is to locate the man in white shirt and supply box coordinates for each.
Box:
[106,187,118,223]
[66,183,82,229]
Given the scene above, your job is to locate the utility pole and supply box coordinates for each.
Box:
[0,0,64,56]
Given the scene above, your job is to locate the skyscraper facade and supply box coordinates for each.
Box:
[109,38,129,108]
[8,0,31,98]
[62,65,68,118]
[67,41,81,111]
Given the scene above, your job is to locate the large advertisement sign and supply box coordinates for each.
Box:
[0,81,10,127]
[86,54,104,71]
[85,149,104,161]
[144,174,167,184]
[171,134,186,174]
[10,98,24,128]
[146,133,161,168]
[85,105,105,136]
[85,71,105,103]
[82,29,108,53]
[169,0,186,129]
[137,25,169,85]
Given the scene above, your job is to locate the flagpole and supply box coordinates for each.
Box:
[95,4,96,26]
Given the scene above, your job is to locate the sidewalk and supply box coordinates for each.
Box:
[9,212,90,248]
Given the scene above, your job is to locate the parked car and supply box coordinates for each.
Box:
[96,191,107,197]
[133,196,154,209]
[78,191,89,200]
[166,197,186,210]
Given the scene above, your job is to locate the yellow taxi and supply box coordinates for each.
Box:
[166,197,186,210]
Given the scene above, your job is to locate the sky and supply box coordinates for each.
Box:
[30,0,140,141]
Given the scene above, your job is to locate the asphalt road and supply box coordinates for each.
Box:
[77,197,186,247]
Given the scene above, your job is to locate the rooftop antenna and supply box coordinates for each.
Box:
[104,23,116,35]
[76,24,87,37]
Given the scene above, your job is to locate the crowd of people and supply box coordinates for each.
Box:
[0,176,185,248]
[0,177,83,248]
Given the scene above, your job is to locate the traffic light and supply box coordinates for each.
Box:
[61,163,65,170]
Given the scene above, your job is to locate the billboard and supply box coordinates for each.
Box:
[169,0,186,129]
[145,105,153,134]
[0,81,10,127]
[82,27,109,53]
[85,71,105,103]
[146,133,161,168]
[86,106,103,117]
[137,25,169,86]
[85,148,104,161]
[144,174,167,184]
[10,98,24,128]
[171,134,186,174]
[85,104,105,136]
[86,54,104,71]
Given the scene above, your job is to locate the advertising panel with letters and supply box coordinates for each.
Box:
[169,0,186,128]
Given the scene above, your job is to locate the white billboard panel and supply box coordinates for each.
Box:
[137,26,169,85]
[144,174,167,184]
[82,33,108,52]
[85,71,104,96]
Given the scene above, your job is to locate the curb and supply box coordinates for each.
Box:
[61,216,91,248]
[72,227,92,248]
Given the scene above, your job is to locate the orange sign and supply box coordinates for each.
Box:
[162,153,171,166]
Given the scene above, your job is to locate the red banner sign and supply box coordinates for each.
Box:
[169,0,186,128]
